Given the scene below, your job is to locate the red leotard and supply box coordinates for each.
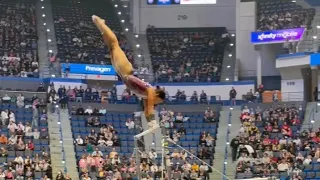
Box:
[124,75,151,99]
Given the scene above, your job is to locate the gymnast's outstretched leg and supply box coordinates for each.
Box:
[92,15,133,78]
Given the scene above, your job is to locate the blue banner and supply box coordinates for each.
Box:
[310,53,320,66]
[251,28,305,45]
[61,63,116,75]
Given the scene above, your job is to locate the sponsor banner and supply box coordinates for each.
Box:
[251,28,305,44]
[147,0,180,5]
[180,0,216,4]
[61,63,116,75]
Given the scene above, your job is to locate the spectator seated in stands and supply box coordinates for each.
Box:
[16,94,25,108]
[76,106,85,115]
[203,107,216,122]
[160,109,174,129]
[257,0,315,31]
[99,107,106,115]
[125,118,135,129]
[200,90,208,104]
[190,91,198,102]
[175,112,184,123]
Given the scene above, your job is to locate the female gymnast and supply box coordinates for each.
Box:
[92,15,165,130]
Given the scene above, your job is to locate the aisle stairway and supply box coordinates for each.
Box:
[294,0,318,52]
[225,107,242,179]
[47,106,79,179]
[301,102,316,130]
[210,108,230,180]
[47,106,66,178]
[35,0,59,77]
[59,109,79,179]
[210,106,242,180]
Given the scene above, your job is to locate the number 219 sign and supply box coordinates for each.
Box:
[177,15,188,20]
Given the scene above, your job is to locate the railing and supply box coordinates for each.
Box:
[69,94,223,105]
[152,70,257,83]
[279,92,304,102]
[56,104,68,173]
[223,109,232,180]
[309,107,315,130]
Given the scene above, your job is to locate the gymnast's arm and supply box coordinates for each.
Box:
[144,88,155,121]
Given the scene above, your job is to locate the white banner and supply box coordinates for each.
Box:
[180,0,217,4]
[281,79,304,102]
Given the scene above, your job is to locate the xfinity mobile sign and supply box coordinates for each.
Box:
[251,28,305,44]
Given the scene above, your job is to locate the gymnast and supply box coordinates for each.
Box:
[92,15,165,130]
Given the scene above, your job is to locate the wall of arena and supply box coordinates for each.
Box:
[132,0,236,33]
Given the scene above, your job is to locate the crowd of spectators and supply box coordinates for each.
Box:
[72,109,120,148]
[72,103,217,179]
[0,93,51,179]
[0,1,39,78]
[147,27,230,83]
[257,0,315,31]
[52,0,134,66]
[231,104,310,179]
[158,107,215,179]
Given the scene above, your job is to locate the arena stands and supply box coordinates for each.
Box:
[0,94,51,179]
[257,0,315,31]
[147,27,230,83]
[0,0,39,78]
[159,107,218,179]
[69,100,219,179]
[52,0,133,65]
[70,102,142,179]
[233,102,307,179]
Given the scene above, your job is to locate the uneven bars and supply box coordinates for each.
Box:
[134,124,160,139]
[166,138,232,180]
